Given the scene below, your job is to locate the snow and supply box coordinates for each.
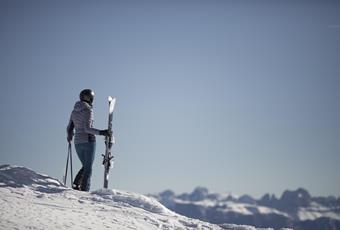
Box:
[0,165,290,230]
[174,198,218,208]
[91,189,173,215]
[174,198,289,217]
[221,202,254,215]
[219,224,291,230]
[297,202,340,221]
[256,206,288,216]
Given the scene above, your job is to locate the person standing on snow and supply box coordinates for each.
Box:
[66,89,111,191]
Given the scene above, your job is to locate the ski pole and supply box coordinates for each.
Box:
[69,143,74,186]
[63,144,70,185]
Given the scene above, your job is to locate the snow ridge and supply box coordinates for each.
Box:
[91,189,173,215]
[0,165,289,230]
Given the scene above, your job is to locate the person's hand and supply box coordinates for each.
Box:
[99,129,111,137]
[67,135,72,143]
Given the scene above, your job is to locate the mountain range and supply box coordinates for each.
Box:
[152,187,340,230]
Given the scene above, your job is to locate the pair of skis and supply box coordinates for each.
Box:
[102,96,116,189]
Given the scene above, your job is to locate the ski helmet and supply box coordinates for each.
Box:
[79,89,95,105]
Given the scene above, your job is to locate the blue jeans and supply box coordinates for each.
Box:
[75,142,96,191]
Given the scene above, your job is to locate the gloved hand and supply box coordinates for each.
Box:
[99,129,111,137]
[67,135,73,143]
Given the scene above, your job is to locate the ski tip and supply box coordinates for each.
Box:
[108,96,116,103]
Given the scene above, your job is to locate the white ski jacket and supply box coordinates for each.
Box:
[67,101,100,144]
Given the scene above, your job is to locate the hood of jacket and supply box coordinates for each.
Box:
[73,101,92,112]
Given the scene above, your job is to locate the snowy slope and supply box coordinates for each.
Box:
[0,165,288,230]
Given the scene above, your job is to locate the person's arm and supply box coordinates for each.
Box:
[66,118,74,142]
[83,108,102,135]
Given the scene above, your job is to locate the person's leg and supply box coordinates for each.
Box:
[74,143,87,190]
[72,167,84,190]
[80,142,96,191]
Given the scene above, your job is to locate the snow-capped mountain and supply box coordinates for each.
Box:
[152,187,340,230]
[0,165,290,230]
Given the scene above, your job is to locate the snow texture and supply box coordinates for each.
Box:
[0,165,291,230]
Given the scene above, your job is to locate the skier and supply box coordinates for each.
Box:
[66,89,111,191]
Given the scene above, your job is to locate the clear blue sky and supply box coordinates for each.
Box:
[1,0,339,198]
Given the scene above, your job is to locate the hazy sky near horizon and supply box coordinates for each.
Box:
[1,0,339,198]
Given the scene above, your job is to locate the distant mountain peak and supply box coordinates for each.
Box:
[159,189,175,198]
[190,186,210,201]
[280,188,311,209]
